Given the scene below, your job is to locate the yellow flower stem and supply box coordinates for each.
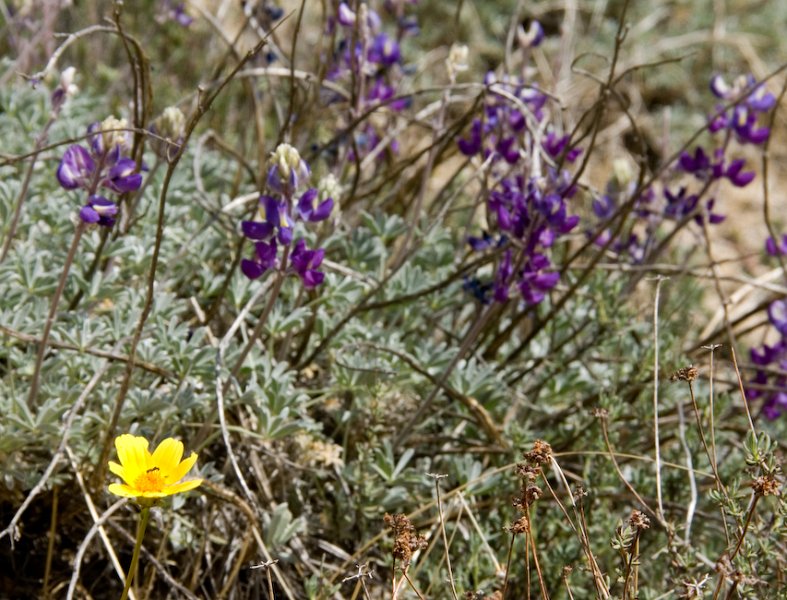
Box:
[120,505,151,600]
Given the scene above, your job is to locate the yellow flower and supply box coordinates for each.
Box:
[108,434,202,498]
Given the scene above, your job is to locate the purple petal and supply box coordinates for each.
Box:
[57,145,94,190]
[768,299,787,335]
[241,258,265,279]
[241,221,274,240]
[709,74,731,99]
[310,198,334,222]
[79,205,100,224]
[302,270,325,289]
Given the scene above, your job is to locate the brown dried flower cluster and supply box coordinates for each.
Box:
[384,513,427,565]
[628,509,651,531]
[524,439,553,465]
[670,365,698,382]
[752,474,781,497]
[509,515,530,534]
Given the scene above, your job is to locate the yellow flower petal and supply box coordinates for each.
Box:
[108,483,139,498]
[115,434,151,479]
[108,460,132,485]
[168,451,198,483]
[151,438,184,474]
[138,490,169,498]
[164,479,203,495]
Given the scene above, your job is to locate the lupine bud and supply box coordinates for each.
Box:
[268,143,310,193]
[446,44,469,82]
[151,106,186,159]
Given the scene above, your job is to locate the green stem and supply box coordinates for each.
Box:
[120,505,150,600]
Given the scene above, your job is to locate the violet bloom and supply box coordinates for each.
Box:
[57,119,141,196]
[748,336,787,420]
[731,106,770,145]
[79,195,118,228]
[57,145,95,190]
[267,143,311,195]
[290,240,326,288]
[242,195,294,245]
[707,74,773,145]
[297,188,334,222]
[458,119,483,156]
[517,254,559,305]
[241,239,278,280]
[368,34,401,66]
[337,2,356,26]
[769,300,787,336]
[517,20,545,48]
[543,131,582,163]
[765,234,787,256]
[105,158,143,193]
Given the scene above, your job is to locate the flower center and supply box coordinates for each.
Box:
[134,468,166,492]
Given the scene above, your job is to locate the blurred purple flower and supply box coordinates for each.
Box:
[765,234,787,256]
[768,299,787,335]
[79,195,118,228]
[290,239,326,288]
[242,195,294,245]
[368,34,401,66]
[297,188,334,222]
[57,145,95,190]
[241,239,278,280]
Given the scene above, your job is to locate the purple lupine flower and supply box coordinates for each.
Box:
[368,33,401,66]
[724,159,755,187]
[709,74,732,99]
[297,188,334,222]
[496,137,520,164]
[543,131,582,163]
[731,106,770,144]
[664,187,699,219]
[79,195,118,227]
[242,195,294,245]
[747,335,787,420]
[241,239,278,279]
[104,158,143,193]
[169,2,193,26]
[517,20,545,48]
[698,199,725,225]
[337,2,356,26]
[493,249,514,303]
[678,147,713,175]
[57,145,95,190]
[765,234,787,256]
[290,239,326,288]
[51,67,78,115]
[267,143,311,194]
[458,119,483,156]
[467,231,494,251]
[768,299,787,335]
[518,254,559,305]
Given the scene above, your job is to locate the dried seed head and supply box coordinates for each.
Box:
[628,509,651,531]
[573,486,588,502]
[384,513,427,566]
[753,474,780,497]
[671,365,698,382]
[515,463,540,482]
[524,439,552,465]
[509,516,529,534]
